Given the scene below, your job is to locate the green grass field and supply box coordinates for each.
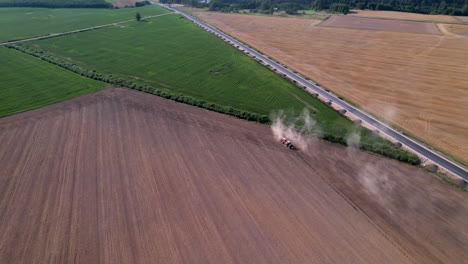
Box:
[0,5,169,42]
[25,15,347,124]
[0,47,107,117]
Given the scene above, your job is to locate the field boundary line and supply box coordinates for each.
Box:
[0,12,174,46]
[314,15,330,27]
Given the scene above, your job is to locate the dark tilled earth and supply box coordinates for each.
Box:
[0,88,467,264]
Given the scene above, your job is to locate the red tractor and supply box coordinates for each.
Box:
[280,137,297,150]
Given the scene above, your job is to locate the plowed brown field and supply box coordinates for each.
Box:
[197,12,468,164]
[318,15,440,34]
[0,88,467,264]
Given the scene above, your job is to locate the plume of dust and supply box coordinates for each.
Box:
[342,117,464,245]
[345,128,396,209]
[357,161,396,210]
[270,109,320,152]
[346,129,361,149]
[382,105,397,123]
[367,102,397,124]
[345,127,429,216]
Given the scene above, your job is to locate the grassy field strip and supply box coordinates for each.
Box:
[0,47,107,117]
[0,6,170,42]
[0,12,173,46]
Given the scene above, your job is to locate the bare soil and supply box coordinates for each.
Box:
[196,12,468,164]
[350,10,463,23]
[318,15,441,34]
[0,88,467,264]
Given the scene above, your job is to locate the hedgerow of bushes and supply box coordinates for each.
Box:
[9,44,420,165]
[135,0,150,7]
[322,133,420,165]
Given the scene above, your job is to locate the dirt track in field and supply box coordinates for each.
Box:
[318,15,440,34]
[197,12,468,164]
[0,88,467,263]
[350,10,465,23]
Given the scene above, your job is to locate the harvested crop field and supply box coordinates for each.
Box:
[350,10,463,23]
[318,15,440,34]
[196,12,468,164]
[0,88,467,264]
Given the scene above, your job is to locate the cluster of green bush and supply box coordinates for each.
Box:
[361,141,420,165]
[135,0,150,7]
[322,133,420,165]
[8,44,271,124]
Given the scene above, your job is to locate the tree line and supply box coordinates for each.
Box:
[162,0,468,16]
[0,0,113,8]
[313,0,468,15]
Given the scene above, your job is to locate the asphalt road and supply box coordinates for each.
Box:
[160,4,468,181]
